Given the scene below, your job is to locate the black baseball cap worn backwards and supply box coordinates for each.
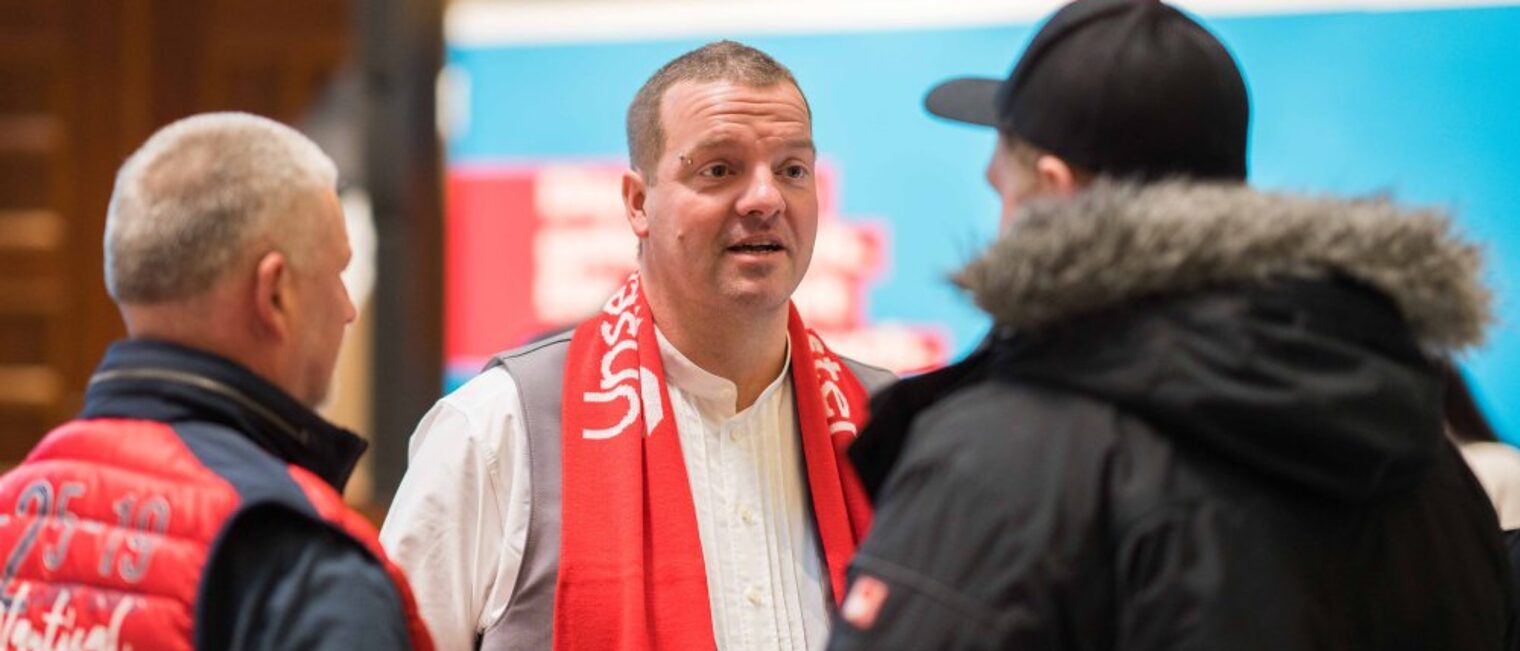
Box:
[926,0,1249,181]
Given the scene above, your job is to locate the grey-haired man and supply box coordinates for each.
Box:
[0,113,431,650]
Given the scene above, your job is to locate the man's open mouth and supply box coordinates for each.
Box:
[727,242,784,253]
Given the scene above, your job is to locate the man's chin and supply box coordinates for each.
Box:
[720,277,800,312]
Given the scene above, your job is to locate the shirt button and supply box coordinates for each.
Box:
[728,427,742,442]
[739,505,756,525]
[746,585,763,606]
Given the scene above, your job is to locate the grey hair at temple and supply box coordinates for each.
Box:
[104,112,337,303]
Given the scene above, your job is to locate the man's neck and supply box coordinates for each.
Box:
[121,296,290,404]
[643,288,790,412]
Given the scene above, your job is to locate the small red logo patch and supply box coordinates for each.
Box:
[841,575,890,630]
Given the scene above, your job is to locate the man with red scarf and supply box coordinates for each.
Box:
[381,41,894,651]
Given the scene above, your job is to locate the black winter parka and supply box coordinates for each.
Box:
[831,182,1508,651]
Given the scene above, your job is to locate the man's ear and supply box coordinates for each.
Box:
[623,168,651,238]
[1034,154,1081,198]
[253,250,290,339]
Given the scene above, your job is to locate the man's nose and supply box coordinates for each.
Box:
[735,167,784,219]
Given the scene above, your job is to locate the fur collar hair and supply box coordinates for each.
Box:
[957,181,1490,351]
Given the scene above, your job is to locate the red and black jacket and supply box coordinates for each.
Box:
[0,339,434,650]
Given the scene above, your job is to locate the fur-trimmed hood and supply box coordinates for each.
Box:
[958,181,1490,352]
[943,181,1492,502]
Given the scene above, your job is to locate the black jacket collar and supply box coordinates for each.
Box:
[853,278,1445,505]
[80,339,367,492]
[849,331,999,499]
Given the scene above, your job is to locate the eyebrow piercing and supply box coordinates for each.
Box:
[679,154,693,166]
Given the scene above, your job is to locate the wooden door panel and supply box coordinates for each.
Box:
[0,0,353,465]
[0,3,67,458]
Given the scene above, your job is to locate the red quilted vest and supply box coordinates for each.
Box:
[0,418,433,650]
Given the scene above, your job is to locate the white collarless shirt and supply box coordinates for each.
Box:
[380,328,830,651]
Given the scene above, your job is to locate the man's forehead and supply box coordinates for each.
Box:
[661,80,809,126]
[684,132,815,155]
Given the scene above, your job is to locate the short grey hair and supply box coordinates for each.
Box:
[104,112,338,303]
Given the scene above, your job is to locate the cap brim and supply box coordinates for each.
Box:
[924,77,1002,127]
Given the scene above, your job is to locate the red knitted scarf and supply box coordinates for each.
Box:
[553,273,873,650]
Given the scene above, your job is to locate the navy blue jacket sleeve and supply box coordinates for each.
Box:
[197,506,412,650]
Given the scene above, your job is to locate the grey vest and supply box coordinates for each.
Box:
[477,331,896,651]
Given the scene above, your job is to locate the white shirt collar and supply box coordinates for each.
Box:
[654,326,792,418]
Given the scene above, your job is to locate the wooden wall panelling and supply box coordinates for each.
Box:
[0,0,357,467]
[0,0,73,462]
